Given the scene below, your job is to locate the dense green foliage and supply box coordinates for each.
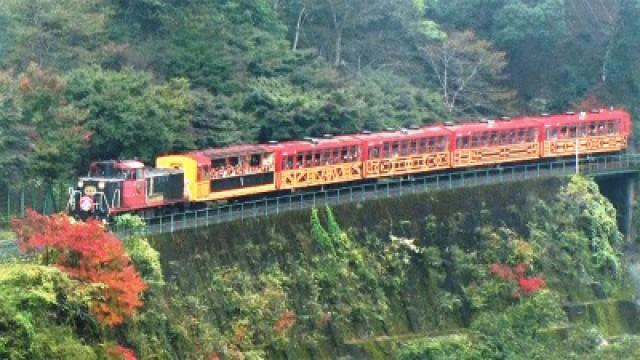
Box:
[1,0,638,184]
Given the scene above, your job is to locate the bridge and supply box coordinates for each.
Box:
[112,152,640,238]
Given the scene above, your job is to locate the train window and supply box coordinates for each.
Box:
[419,139,428,153]
[313,152,321,166]
[515,129,523,142]
[569,126,577,138]
[526,128,536,142]
[497,132,506,145]
[410,140,418,154]
[608,120,619,133]
[480,132,489,146]
[349,146,357,160]
[391,142,399,156]
[471,135,479,148]
[285,156,294,170]
[423,138,431,152]
[250,154,261,167]
[369,147,380,159]
[438,137,447,151]
[338,147,346,162]
[383,143,390,158]
[489,132,497,145]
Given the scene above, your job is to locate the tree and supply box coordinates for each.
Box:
[285,0,429,72]
[423,30,516,115]
[189,89,244,148]
[12,210,147,327]
[0,0,110,70]
[64,66,192,163]
[0,64,88,183]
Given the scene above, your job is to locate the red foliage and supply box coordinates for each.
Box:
[518,277,546,295]
[489,262,545,296]
[273,309,296,334]
[12,210,147,326]
[106,345,137,360]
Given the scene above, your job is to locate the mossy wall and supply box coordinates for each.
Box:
[152,178,563,270]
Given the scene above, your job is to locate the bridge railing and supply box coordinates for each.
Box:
[111,153,640,237]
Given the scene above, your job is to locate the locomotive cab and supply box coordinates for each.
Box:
[67,160,184,220]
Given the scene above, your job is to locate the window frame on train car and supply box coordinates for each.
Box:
[282,156,294,170]
[526,128,537,142]
[369,146,380,159]
[351,145,360,160]
[438,136,447,152]
[410,140,418,154]
[419,138,428,153]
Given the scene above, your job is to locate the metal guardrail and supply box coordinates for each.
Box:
[112,153,640,237]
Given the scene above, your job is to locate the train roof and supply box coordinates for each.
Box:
[532,109,630,127]
[353,126,451,145]
[279,136,362,156]
[444,118,541,137]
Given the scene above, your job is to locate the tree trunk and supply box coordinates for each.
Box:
[292,6,305,51]
[334,30,342,67]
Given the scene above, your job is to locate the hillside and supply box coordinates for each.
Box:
[0,1,639,185]
[1,1,640,359]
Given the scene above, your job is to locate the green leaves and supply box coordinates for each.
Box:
[0,0,110,70]
[65,66,193,162]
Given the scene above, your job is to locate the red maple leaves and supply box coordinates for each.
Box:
[12,210,147,327]
[489,262,545,296]
[106,345,137,360]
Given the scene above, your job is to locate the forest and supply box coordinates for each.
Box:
[1,0,639,186]
[1,1,640,359]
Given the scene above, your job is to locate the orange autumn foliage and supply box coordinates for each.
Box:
[12,209,147,326]
[273,309,296,334]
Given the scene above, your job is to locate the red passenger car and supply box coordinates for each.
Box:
[535,110,631,157]
[355,127,452,178]
[446,118,542,167]
[278,136,365,189]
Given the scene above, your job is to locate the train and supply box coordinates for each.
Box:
[67,109,632,219]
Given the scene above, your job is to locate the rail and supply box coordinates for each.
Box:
[111,153,640,237]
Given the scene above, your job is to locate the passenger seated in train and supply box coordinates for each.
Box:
[209,153,274,179]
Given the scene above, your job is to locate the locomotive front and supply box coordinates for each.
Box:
[67,160,135,220]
